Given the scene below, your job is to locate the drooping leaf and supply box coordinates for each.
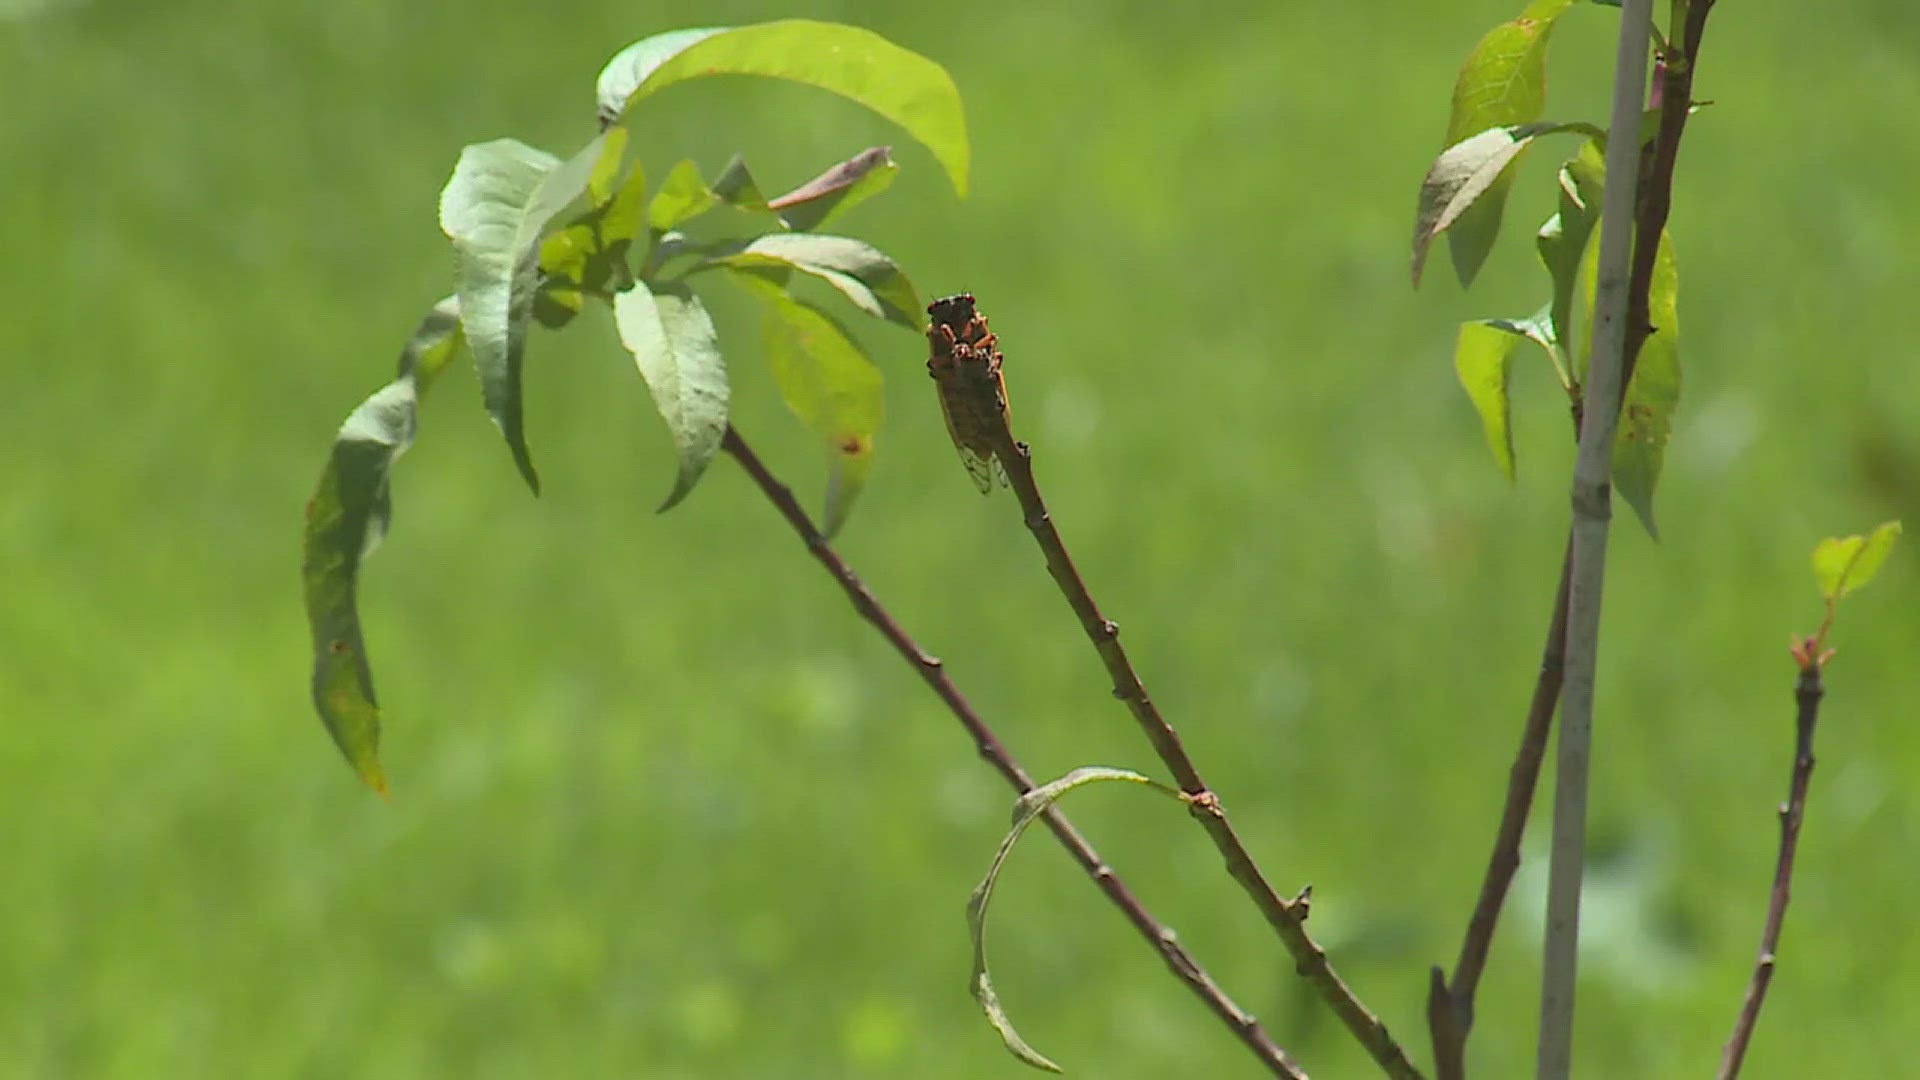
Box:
[965,767,1181,1073]
[648,158,718,233]
[595,20,968,198]
[706,233,924,330]
[1813,521,1902,601]
[769,146,899,232]
[612,283,730,510]
[1455,318,1539,481]
[1438,0,1578,286]
[1611,237,1679,540]
[439,133,611,492]
[730,270,883,535]
[1412,122,1598,287]
[303,298,465,794]
[1575,211,1681,540]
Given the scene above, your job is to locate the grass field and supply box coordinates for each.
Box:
[5,1,1919,1076]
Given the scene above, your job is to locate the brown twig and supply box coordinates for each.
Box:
[1716,648,1825,1079]
[720,425,1307,1079]
[1426,6,1721,1074]
[1624,0,1717,394]
[1428,541,1571,1080]
[922,302,1424,1080]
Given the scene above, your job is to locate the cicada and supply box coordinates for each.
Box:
[926,293,1012,493]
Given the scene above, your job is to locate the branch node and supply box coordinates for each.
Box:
[1182,789,1224,818]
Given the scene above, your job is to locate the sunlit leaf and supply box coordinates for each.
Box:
[707,233,923,329]
[589,125,629,204]
[1455,316,1552,481]
[730,270,883,535]
[595,20,968,198]
[612,283,730,510]
[649,158,718,232]
[538,161,648,326]
[769,146,899,232]
[440,133,610,492]
[966,767,1181,1073]
[1412,121,1598,287]
[303,298,465,794]
[1813,521,1902,601]
[1437,0,1578,286]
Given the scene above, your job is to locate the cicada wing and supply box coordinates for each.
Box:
[940,405,996,493]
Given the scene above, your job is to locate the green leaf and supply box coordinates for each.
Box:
[1455,320,1530,481]
[648,158,718,232]
[1536,139,1604,352]
[769,146,899,232]
[707,233,924,330]
[1439,0,1578,286]
[303,298,465,794]
[1411,122,1598,288]
[1813,521,1902,601]
[1574,209,1681,540]
[537,160,648,329]
[612,283,730,511]
[440,133,611,492]
[1612,237,1680,540]
[730,271,884,536]
[589,125,629,204]
[966,767,1181,1073]
[710,155,771,211]
[595,20,968,198]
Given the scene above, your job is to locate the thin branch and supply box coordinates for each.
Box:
[1625,0,1717,393]
[720,425,1307,1080]
[1716,652,1824,1079]
[923,303,1424,1080]
[1538,3,1655,1076]
[1429,541,1571,1080]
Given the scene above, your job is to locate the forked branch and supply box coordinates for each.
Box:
[721,425,1306,1079]
[1429,4,1720,1075]
[924,302,1424,1080]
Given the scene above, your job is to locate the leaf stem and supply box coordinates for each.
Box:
[1716,653,1825,1079]
[719,425,1307,1079]
[949,321,1423,1079]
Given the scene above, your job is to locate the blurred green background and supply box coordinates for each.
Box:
[5,1,1919,1076]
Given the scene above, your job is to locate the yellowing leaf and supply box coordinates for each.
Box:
[730,270,884,535]
[965,767,1181,1073]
